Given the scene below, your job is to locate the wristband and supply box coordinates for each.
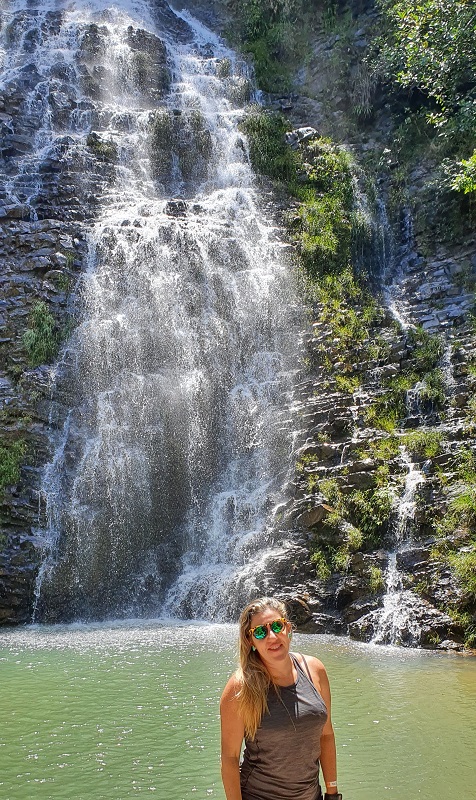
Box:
[324,794,342,800]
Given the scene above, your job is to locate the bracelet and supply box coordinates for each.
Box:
[324,794,342,800]
[327,782,338,788]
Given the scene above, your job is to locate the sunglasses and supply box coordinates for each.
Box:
[248,617,287,640]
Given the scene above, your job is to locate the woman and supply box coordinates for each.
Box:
[220,597,341,800]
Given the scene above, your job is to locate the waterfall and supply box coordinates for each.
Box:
[1,0,302,622]
[371,451,425,645]
[381,206,415,330]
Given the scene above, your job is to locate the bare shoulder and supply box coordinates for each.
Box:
[296,652,328,676]
[295,652,331,697]
[220,671,242,706]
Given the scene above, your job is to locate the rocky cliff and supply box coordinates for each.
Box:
[226,0,476,650]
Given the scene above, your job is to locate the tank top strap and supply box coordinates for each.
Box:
[291,652,313,685]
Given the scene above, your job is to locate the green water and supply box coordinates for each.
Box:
[1,622,475,800]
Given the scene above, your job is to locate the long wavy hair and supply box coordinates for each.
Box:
[236,596,289,740]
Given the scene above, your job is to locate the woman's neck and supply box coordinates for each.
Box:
[268,653,296,686]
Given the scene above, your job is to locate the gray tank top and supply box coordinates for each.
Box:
[240,654,328,800]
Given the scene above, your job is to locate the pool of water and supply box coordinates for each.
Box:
[1,621,475,799]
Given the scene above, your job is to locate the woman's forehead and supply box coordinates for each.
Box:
[250,607,282,626]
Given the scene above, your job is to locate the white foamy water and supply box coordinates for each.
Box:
[0,0,302,621]
[372,451,425,645]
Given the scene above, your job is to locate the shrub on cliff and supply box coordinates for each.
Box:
[224,0,316,92]
[0,439,26,493]
[240,106,299,181]
[23,302,59,367]
[241,107,356,279]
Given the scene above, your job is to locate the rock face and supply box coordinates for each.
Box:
[272,117,476,649]
[258,3,476,650]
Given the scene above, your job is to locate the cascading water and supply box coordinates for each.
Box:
[371,451,425,645]
[2,0,302,622]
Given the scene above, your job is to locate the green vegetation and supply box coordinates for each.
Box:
[311,549,331,581]
[234,3,474,634]
[335,374,361,394]
[375,1,476,138]
[86,133,118,161]
[346,487,394,544]
[402,430,443,460]
[431,448,476,614]
[448,548,476,599]
[318,477,394,549]
[372,1,476,242]
[313,274,383,370]
[224,0,315,92]
[149,109,212,180]
[449,610,476,649]
[357,436,400,461]
[408,328,445,372]
[65,251,76,270]
[332,524,363,572]
[369,564,385,594]
[452,151,476,196]
[241,104,386,387]
[23,301,59,367]
[0,439,26,493]
[306,472,319,493]
[364,329,446,431]
[240,107,299,182]
[310,510,388,586]
[364,380,407,432]
[318,477,341,507]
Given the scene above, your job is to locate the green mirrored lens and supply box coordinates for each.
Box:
[253,626,267,639]
[270,620,285,634]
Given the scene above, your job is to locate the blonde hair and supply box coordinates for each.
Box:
[236,596,289,740]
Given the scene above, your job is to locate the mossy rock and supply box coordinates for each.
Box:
[149,109,213,184]
[86,133,118,162]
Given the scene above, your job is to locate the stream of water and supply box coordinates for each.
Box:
[372,453,425,646]
[1,622,475,800]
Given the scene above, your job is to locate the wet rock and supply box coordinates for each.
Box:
[299,612,347,634]
[335,575,371,608]
[285,595,313,626]
[437,639,464,652]
[340,470,376,490]
[396,546,432,572]
[349,593,465,648]
[285,127,319,150]
[348,612,377,642]
[165,199,187,217]
[343,595,382,623]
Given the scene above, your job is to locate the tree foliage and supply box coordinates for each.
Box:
[452,150,476,195]
[377,0,476,134]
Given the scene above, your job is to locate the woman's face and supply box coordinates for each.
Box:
[248,606,291,667]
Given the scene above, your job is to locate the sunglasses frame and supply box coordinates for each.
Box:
[248,617,288,640]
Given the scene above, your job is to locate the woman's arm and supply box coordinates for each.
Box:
[220,674,245,800]
[305,656,339,796]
